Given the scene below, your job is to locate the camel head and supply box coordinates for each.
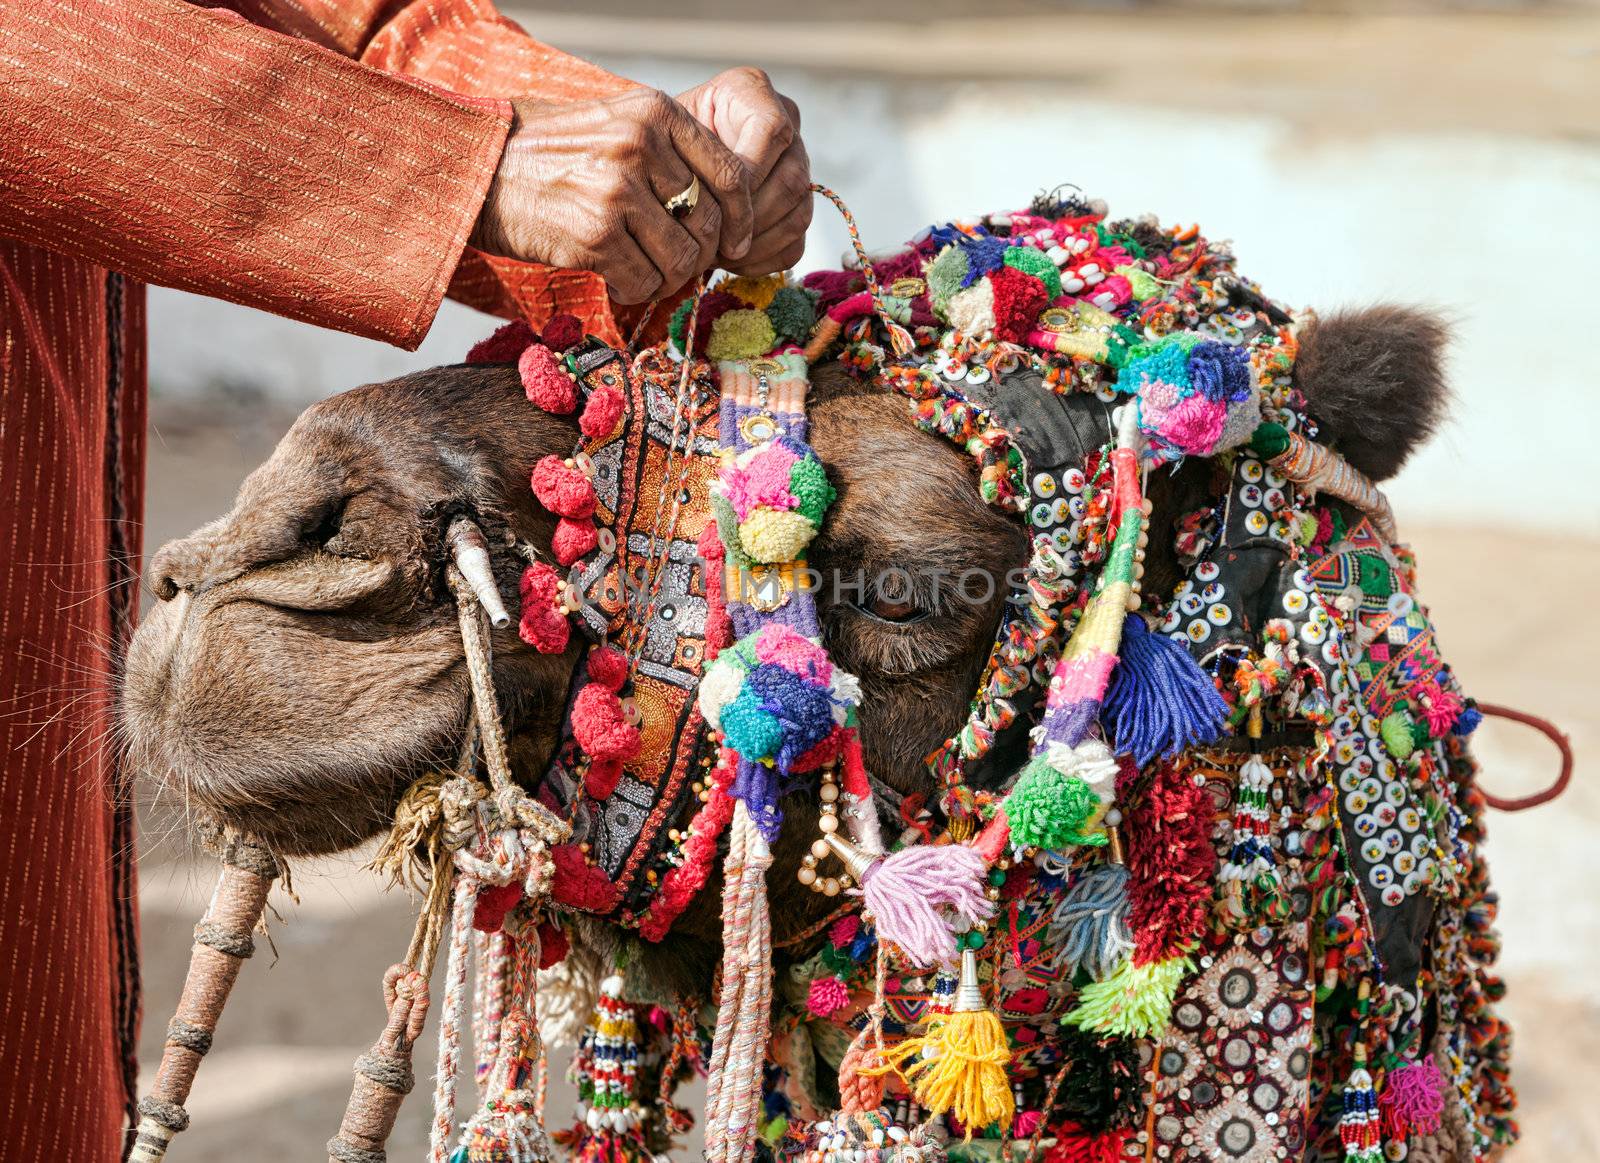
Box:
[122,307,1449,946]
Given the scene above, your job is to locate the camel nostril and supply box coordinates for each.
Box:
[153,574,179,601]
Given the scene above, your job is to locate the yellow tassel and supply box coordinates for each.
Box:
[877,950,1013,1137]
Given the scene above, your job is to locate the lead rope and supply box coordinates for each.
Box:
[130,832,281,1163]
[804,183,915,361]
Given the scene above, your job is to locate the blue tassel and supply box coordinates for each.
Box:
[1102,614,1228,767]
[1046,862,1132,981]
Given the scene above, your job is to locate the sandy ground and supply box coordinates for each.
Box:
[135,404,1599,1159]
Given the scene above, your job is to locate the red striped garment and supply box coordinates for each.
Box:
[0,3,630,1157]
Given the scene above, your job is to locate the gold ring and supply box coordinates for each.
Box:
[663,175,700,219]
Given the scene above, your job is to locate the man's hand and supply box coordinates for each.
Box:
[677,68,812,276]
[471,89,754,304]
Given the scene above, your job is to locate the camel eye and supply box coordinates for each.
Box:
[303,497,347,549]
[851,575,930,626]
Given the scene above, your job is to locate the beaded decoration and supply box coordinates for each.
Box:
[436,186,1519,1163]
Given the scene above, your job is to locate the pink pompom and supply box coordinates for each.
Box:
[518,562,570,654]
[580,383,625,439]
[586,646,630,693]
[1012,1111,1042,1139]
[550,843,618,913]
[829,915,861,947]
[585,757,623,800]
[572,683,641,762]
[541,312,585,352]
[805,975,851,1019]
[519,343,577,414]
[530,455,596,519]
[551,516,597,566]
[472,882,523,932]
[466,319,536,364]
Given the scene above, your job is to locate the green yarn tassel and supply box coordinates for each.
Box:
[1060,953,1193,1039]
[1003,759,1108,851]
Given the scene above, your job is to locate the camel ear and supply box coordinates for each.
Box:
[1292,306,1451,482]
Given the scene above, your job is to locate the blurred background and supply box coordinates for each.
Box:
[135,1,1599,1158]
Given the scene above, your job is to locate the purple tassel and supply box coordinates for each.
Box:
[861,844,994,967]
[1102,614,1228,767]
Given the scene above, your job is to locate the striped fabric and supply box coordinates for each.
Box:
[0,3,633,1157]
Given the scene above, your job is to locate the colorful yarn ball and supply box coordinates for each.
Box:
[699,626,856,772]
[806,975,852,1019]
[945,279,996,338]
[518,562,569,654]
[707,308,779,362]
[721,273,786,310]
[579,383,625,439]
[989,265,1049,345]
[550,843,619,913]
[551,516,597,566]
[1002,245,1063,300]
[1120,333,1260,461]
[1003,758,1105,851]
[465,319,536,364]
[519,343,577,414]
[766,285,818,343]
[715,438,835,564]
[668,290,741,353]
[540,312,585,352]
[925,245,969,308]
[572,682,641,763]
[530,455,596,519]
[738,509,817,564]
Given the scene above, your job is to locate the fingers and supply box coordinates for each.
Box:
[726,74,796,186]
[642,154,725,279]
[598,230,667,306]
[654,93,754,259]
[724,195,811,276]
[724,141,811,275]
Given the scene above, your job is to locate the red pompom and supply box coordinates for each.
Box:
[518,562,570,654]
[530,455,597,519]
[536,920,570,969]
[572,682,641,762]
[585,646,630,693]
[550,843,619,913]
[472,881,523,932]
[519,343,577,414]
[466,320,536,364]
[541,312,585,352]
[988,265,1049,345]
[551,517,598,566]
[585,757,623,800]
[579,383,626,439]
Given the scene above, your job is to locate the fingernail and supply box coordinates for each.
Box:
[730,238,751,259]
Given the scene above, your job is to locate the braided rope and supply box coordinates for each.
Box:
[810,183,914,358]
[704,803,774,1163]
[430,875,478,1163]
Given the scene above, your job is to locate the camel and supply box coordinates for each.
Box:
[123,200,1515,1163]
